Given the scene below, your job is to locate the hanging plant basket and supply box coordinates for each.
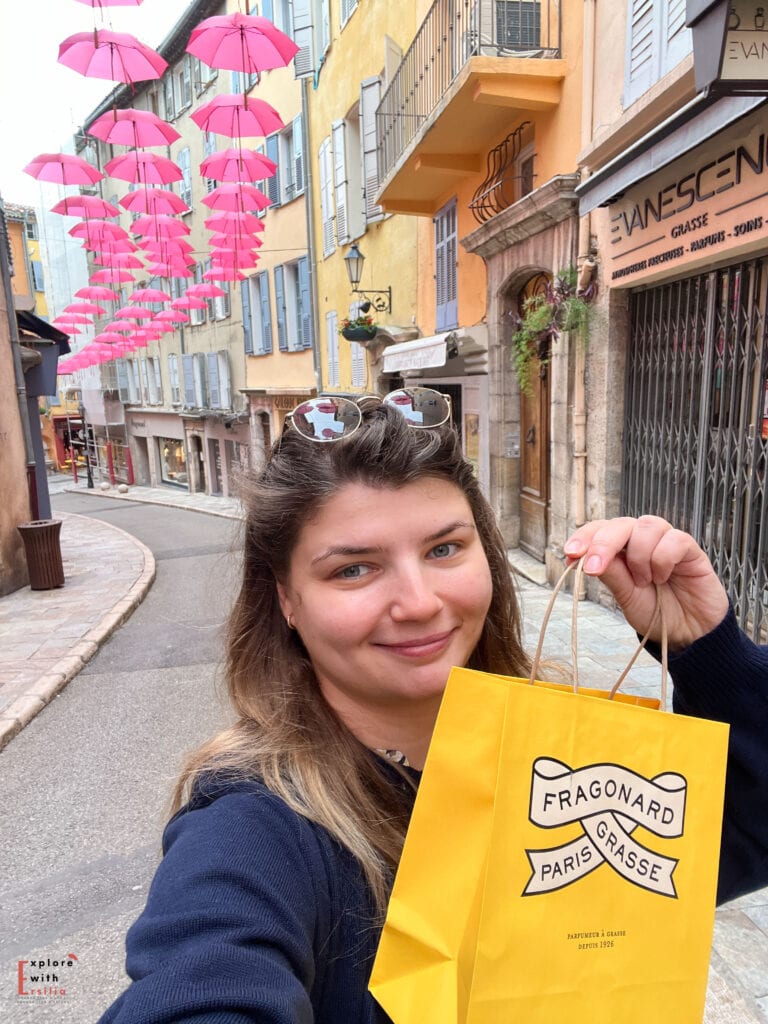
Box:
[341,325,378,342]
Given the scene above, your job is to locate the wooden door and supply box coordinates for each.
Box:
[518,275,550,559]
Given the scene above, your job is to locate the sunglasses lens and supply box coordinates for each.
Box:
[383,388,450,428]
[289,397,361,441]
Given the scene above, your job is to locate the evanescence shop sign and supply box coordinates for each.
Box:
[607,114,768,285]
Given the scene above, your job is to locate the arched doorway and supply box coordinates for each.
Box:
[518,272,551,560]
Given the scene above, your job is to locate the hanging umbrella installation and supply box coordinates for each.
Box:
[202,182,270,212]
[63,302,107,316]
[51,195,120,218]
[185,13,298,74]
[199,147,276,182]
[191,94,283,139]
[104,151,183,185]
[58,30,168,84]
[131,214,191,238]
[88,107,181,148]
[119,187,189,215]
[91,268,135,284]
[76,285,121,301]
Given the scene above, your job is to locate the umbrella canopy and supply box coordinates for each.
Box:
[146,262,194,277]
[51,195,120,218]
[115,305,154,319]
[210,251,260,268]
[172,295,208,310]
[119,187,189,215]
[191,94,283,139]
[76,285,120,300]
[201,181,270,212]
[128,287,171,303]
[106,319,138,330]
[52,326,81,336]
[187,282,227,298]
[204,210,264,233]
[204,267,245,282]
[69,219,129,241]
[23,152,102,185]
[131,214,190,238]
[88,107,180,147]
[93,332,126,344]
[94,253,144,268]
[63,302,107,315]
[91,268,135,284]
[154,309,190,323]
[74,0,145,6]
[58,30,168,84]
[185,13,298,74]
[53,312,93,324]
[199,147,276,182]
[105,151,183,184]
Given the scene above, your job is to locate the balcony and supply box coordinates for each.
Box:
[376,0,564,214]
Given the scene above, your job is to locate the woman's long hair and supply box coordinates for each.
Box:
[171,403,530,911]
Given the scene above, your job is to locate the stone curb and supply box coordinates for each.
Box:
[0,513,157,753]
[62,485,244,521]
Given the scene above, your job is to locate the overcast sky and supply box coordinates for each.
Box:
[0,0,193,207]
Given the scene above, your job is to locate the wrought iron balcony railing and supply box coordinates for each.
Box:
[376,0,561,182]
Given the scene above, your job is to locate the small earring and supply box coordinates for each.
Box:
[286,614,296,631]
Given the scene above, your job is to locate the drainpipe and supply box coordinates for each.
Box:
[573,0,598,540]
[0,199,37,518]
[302,76,322,396]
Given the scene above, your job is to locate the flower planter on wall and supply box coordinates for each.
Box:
[341,326,378,342]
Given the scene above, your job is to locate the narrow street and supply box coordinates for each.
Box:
[0,495,241,1022]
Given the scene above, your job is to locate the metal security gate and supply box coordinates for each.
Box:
[622,259,768,640]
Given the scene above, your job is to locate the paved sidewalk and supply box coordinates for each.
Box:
[2,478,767,1021]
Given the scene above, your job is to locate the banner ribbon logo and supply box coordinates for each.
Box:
[523,757,687,898]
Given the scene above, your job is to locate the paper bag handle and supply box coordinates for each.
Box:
[528,557,669,708]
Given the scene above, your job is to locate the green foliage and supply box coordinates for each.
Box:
[509,267,596,395]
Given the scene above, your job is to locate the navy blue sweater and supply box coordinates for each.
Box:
[99,608,768,1023]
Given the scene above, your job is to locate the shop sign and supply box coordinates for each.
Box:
[607,113,768,286]
[273,394,308,411]
[688,0,768,93]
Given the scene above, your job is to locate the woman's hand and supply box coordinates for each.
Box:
[564,516,730,649]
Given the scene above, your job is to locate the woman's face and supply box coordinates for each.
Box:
[277,479,493,752]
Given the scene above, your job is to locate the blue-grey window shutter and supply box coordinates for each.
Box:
[262,0,273,19]
[182,354,195,406]
[435,199,458,331]
[266,135,281,206]
[242,280,254,353]
[298,256,313,349]
[274,265,288,350]
[259,271,273,353]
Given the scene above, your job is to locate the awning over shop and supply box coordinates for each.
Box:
[576,94,764,216]
[383,325,488,374]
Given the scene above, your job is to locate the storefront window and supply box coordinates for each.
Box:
[159,437,188,487]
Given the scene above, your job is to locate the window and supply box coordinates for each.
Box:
[350,339,367,387]
[242,272,274,355]
[624,0,691,107]
[168,353,180,403]
[203,133,218,194]
[182,353,195,406]
[319,136,335,257]
[275,259,314,352]
[332,115,364,244]
[435,198,458,331]
[290,0,331,78]
[516,144,535,199]
[326,310,339,387]
[360,77,383,222]
[31,260,44,291]
[139,358,150,402]
[278,115,304,202]
[265,135,281,207]
[178,147,192,207]
[146,357,162,404]
[190,264,207,326]
[213,280,230,321]
[192,352,208,407]
[193,55,217,94]
[207,350,232,408]
[126,359,141,403]
[175,56,194,113]
[231,69,259,93]
[163,74,175,121]
[332,120,349,245]
[117,359,130,402]
[340,0,358,28]
[25,220,38,240]
[496,0,541,48]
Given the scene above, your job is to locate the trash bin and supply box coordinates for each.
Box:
[16,520,65,590]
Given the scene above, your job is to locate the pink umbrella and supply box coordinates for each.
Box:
[200,147,276,182]
[150,320,177,334]
[58,31,168,85]
[91,268,135,284]
[191,94,283,139]
[185,13,298,74]
[205,210,264,233]
[172,295,208,310]
[94,332,126,344]
[69,220,129,241]
[88,107,180,147]
[204,267,246,282]
[211,251,260,268]
[119,187,188,215]
[128,287,171,303]
[115,305,154,319]
[141,238,195,256]
[51,195,120,218]
[131,214,190,237]
[201,182,270,212]
[187,282,227,298]
[76,285,120,300]
[146,262,194,277]
[74,0,145,6]
[94,253,144,268]
[154,309,190,323]
[105,151,183,185]
[53,326,82,336]
[208,233,263,249]
[54,313,93,325]
[23,152,102,185]
[105,320,137,330]
[63,302,107,315]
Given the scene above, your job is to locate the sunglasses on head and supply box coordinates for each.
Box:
[285,388,452,442]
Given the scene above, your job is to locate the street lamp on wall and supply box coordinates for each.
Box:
[343,244,392,314]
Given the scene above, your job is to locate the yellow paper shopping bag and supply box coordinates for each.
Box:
[370,563,729,1024]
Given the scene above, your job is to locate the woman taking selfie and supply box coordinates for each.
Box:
[99,390,768,1023]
